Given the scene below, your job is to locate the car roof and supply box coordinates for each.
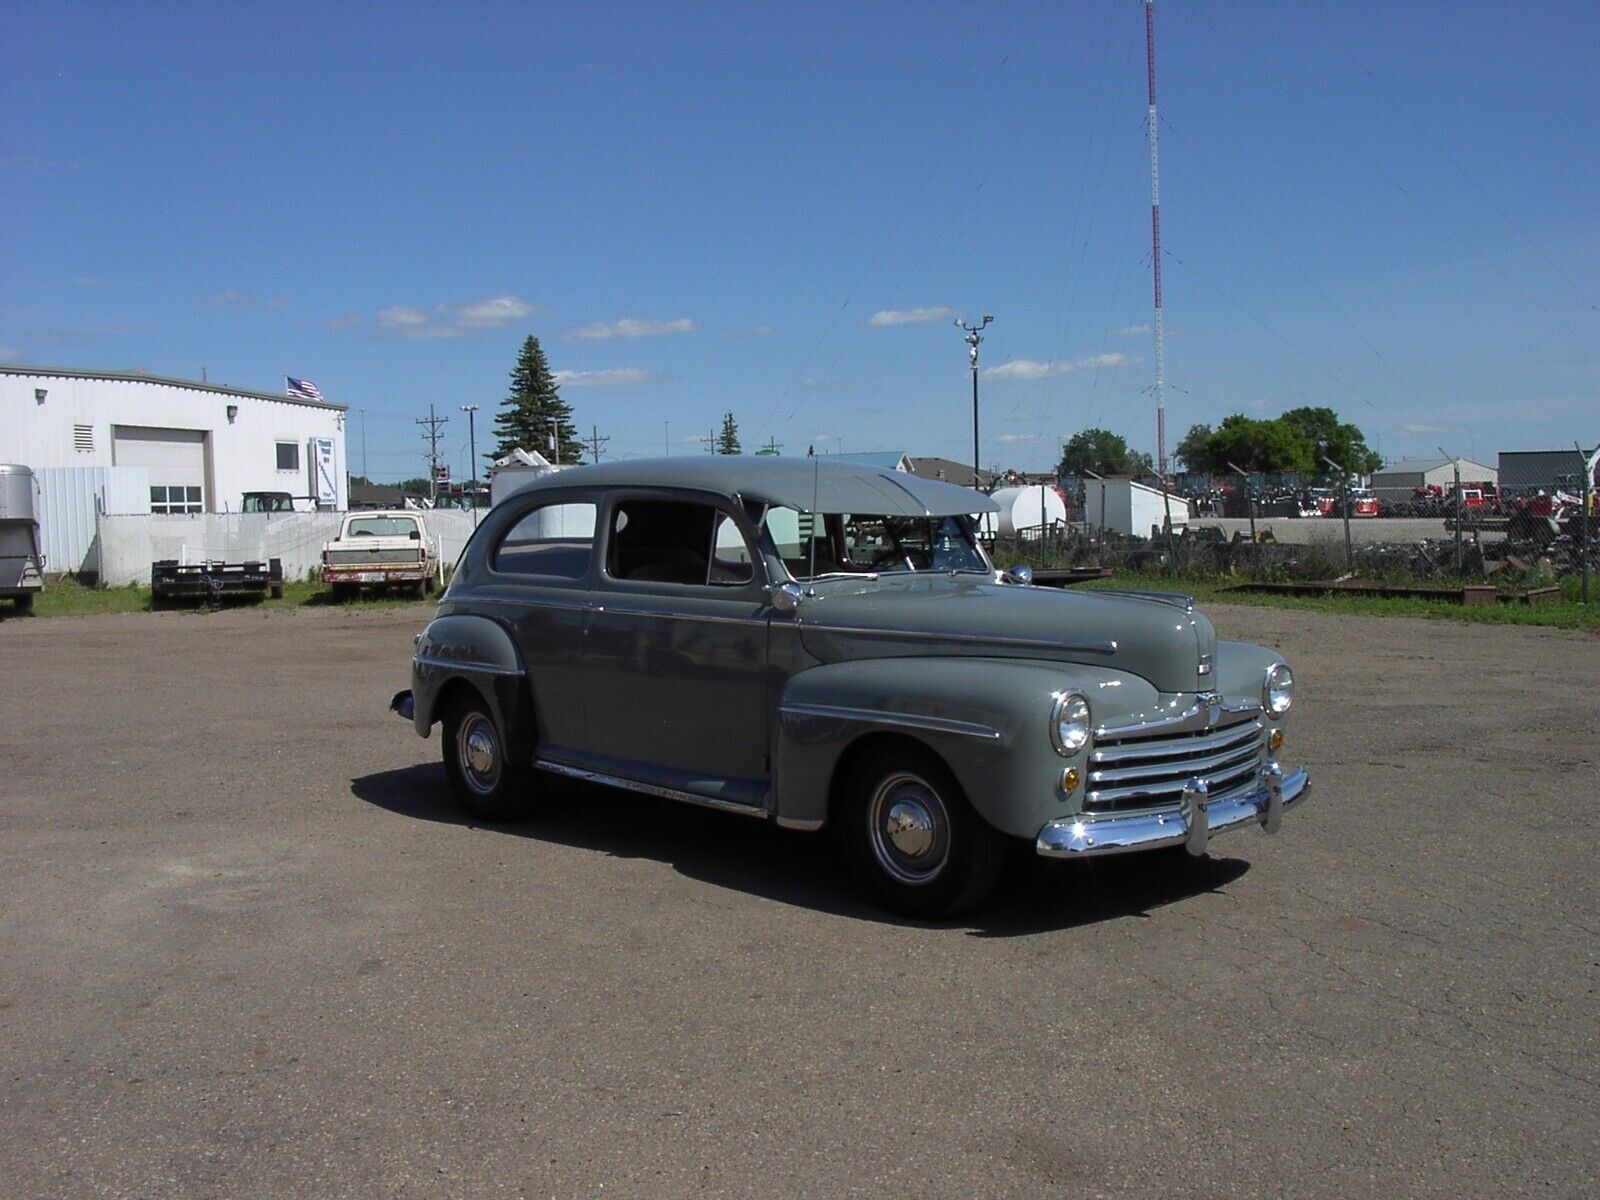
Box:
[505,456,1000,516]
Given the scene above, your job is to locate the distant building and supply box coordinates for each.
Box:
[0,364,348,513]
[1497,449,1589,497]
[1369,457,1496,504]
[899,456,996,490]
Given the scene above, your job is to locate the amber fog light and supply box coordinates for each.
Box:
[1062,767,1080,793]
[1269,729,1284,751]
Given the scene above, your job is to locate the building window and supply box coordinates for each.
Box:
[74,424,94,452]
[150,486,204,515]
[276,442,300,471]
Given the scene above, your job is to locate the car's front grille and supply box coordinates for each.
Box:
[326,549,422,565]
[1085,715,1265,813]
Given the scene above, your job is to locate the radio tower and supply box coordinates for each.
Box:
[1145,0,1167,483]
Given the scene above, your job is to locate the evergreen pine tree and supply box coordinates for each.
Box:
[716,411,741,455]
[489,335,583,466]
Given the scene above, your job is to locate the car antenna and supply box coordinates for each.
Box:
[807,446,819,593]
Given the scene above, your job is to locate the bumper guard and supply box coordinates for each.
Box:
[1036,763,1310,858]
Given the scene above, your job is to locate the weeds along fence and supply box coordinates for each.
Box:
[994,512,1598,597]
[95,510,481,587]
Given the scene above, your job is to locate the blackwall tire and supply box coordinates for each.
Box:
[442,692,531,822]
[842,745,1008,918]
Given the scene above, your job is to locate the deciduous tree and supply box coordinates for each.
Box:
[1056,428,1155,477]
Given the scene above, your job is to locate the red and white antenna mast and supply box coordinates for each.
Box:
[1145,0,1167,481]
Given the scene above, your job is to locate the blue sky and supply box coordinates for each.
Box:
[3,2,1596,481]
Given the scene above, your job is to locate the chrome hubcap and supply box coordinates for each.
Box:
[456,714,501,795]
[868,772,951,886]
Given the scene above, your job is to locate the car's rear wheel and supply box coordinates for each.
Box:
[842,745,1008,917]
[442,691,531,822]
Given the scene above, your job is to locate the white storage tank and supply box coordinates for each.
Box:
[980,485,1067,540]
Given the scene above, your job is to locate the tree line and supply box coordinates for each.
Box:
[1058,406,1381,479]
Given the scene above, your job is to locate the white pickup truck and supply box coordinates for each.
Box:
[320,510,441,599]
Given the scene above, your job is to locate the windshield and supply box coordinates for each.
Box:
[346,516,419,538]
[762,506,988,580]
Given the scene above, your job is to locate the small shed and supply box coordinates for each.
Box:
[1082,478,1189,537]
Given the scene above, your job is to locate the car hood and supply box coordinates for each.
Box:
[793,575,1215,694]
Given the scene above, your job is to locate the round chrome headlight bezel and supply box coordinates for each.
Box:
[1050,692,1092,756]
[1264,663,1294,716]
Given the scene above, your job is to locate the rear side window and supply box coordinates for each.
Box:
[493,501,597,578]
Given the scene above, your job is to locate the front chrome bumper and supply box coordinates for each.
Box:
[1035,764,1311,858]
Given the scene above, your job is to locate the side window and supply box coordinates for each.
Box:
[607,499,753,587]
[493,500,597,578]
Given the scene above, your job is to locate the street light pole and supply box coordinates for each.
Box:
[460,404,479,523]
[957,316,994,490]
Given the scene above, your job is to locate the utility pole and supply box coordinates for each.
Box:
[700,428,717,454]
[757,436,782,457]
[1229,462,1260,579]
[459,404,479,522]
[417,404,447,501]
[358,408,369,481]
[1577,441,1595,604]
[956,315,994,491]
[588,425,610,464]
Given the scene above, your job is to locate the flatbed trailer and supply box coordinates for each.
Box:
[152,558,285,606]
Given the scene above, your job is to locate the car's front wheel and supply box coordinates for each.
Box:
[842,746,1008,917]
[442,692,531,822]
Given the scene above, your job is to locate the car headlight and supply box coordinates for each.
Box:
[1264,663,1294,716]
[1050,692,1091,756]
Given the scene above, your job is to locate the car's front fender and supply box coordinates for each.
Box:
[773,656,1156,838]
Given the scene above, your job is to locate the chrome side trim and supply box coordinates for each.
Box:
[588,605,770,628]
[414,653,524,677]
[1094,588,1195,613]
[445,592,592,613]
[1036,764,1310,858]
[535,760,769,818]
[1095,694,1262,740]
[779,702,1003,742]
[795,621,1117,657]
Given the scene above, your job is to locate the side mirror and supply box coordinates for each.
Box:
[409,529,421,540]
[766,581,803,614]
[1006,563,1033,586]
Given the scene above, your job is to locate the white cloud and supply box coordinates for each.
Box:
[266,297,289,311]
[997,432,1046,443]
[867,306,957,327]
[211,289,254,308]
[1403,423,1445,435]
[551,368,665,387]
[721,323,774,341]
[327,314,361,331]
[1108,323,1151,337]
[376,294,537,338]
[984,352,1133,381]
[0,346,20,361]
[568,317,696,340]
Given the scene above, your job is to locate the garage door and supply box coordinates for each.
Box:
[112,426,208,514]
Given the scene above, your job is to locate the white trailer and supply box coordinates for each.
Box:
[1082,478,1189,537]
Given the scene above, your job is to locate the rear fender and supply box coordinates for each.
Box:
[412,614,533,760]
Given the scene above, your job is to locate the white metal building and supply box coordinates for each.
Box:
[1369,457,1496,503]
[0,365,348,515]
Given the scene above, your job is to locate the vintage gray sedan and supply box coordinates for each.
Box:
[391,457,1310,915]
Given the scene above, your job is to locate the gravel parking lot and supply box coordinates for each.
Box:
[2,603,1596,1198]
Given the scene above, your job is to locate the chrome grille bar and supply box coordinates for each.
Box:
[1090,719,1262,766]
[1085,715,1266,812]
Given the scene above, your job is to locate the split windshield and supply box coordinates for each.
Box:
[761,506,988,581]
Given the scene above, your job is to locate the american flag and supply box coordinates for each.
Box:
[286,376,324,402]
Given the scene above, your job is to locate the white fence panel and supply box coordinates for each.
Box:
[35,465,151,576]
[97,509,481,586]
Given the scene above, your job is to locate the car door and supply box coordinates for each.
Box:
[577,491,774,805]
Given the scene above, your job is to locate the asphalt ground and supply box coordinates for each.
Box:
[1,602,1596,1198]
